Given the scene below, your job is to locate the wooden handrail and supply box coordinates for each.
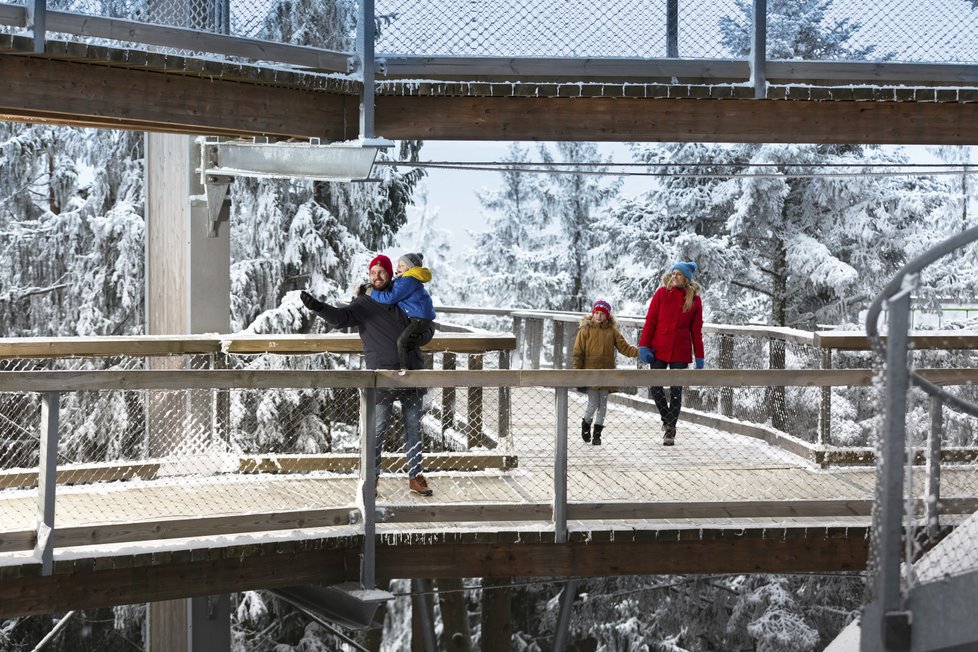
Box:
[1,367,977,392]
[0,332,515,359]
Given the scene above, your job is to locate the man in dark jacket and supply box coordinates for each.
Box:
[300,254,435,496]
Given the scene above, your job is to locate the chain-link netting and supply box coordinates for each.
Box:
[7,0,976,67]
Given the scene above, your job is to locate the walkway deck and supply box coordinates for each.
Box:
[4,388,974,616]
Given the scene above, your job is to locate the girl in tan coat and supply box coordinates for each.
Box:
[572,299,639,445]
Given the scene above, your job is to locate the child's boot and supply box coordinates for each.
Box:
[581,419,591,443]
[592,424,603,446]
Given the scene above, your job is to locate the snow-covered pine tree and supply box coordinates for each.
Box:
[466,143,570,312]
[537,142,622,311]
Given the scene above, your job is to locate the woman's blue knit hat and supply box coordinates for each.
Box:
[670,261,697,282]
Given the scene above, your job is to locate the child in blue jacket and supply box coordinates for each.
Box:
[368,252,436,370]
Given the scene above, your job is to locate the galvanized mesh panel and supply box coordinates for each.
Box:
[374,0,741,58]
[10,0,978,68]
[825,0,978,64]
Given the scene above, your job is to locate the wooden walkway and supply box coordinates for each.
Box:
[5,388,977,616]
[5,387,965,554]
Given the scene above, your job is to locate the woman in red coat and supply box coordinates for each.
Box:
[638,261,705,445]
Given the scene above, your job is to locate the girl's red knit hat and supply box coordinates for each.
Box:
[592,300,612,317]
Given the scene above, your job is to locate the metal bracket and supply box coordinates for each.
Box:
[883,610,912,651]
[203,174,232,238]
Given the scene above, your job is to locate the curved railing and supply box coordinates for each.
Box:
[862,223,978,652]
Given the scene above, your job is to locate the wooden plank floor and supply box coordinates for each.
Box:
[1,388,974,553]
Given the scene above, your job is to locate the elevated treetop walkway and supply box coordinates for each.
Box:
[1,0,978,142]
[1,316,976,620]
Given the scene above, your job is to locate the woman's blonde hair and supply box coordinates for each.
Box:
[660,272,702,313]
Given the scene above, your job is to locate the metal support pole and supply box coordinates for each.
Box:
[750,0,767,99]
[666,0,678,58]
[356,0,376,139]
[359,388,377,589]
[926,395,943,541]
[554,388,569,543]
[27,0,46,53]
[36,391,60,576]
[878,288,912,651]
[552,579,579,652]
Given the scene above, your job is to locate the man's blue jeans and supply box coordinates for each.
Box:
[374,389,424,479]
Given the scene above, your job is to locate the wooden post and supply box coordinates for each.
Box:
[212,352,230,448]
[769,339,787,432]
[529,319,543,370]
[36,391,60,576]
[926,396,943,541]
[437,578,472,652]
[411,579,437,652]
[498,350,511,444]
[512,316,524,369]
[552,321,565,370]
[441,352,456,436]
[719,335,734,417]
[481,578,512,651]
[467,355,484,449]
[819,348,832,446]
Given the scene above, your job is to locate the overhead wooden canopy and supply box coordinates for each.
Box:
[1,37,977,144]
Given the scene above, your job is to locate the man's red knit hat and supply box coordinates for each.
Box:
[369,254,393,277]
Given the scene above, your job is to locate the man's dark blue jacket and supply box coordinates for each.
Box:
[310,294,434,371]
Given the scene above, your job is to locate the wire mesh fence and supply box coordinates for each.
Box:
[6,0,977,66]
[1,335,976,594]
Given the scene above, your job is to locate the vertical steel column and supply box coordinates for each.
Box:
[926,396,943,541]
[554,388,569,542]
[356,0,376,139]
[878,288,912,651]
[665,0,678,58]
[27,0,46,52]
[36,391,60,576]
[552,579,579,652]
[750,0,767,99]
[359,387,377,589]
[819,348,833,446]
[553,385,574,650]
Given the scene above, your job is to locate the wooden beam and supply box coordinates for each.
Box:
[0,332,515,359]
[4,367,978,393]
[0,528,868,617]
[374,95,978,145]
[0,53,355,139]
[375,534,870,579]
[0,507,354,553]
[379,55,748,83]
